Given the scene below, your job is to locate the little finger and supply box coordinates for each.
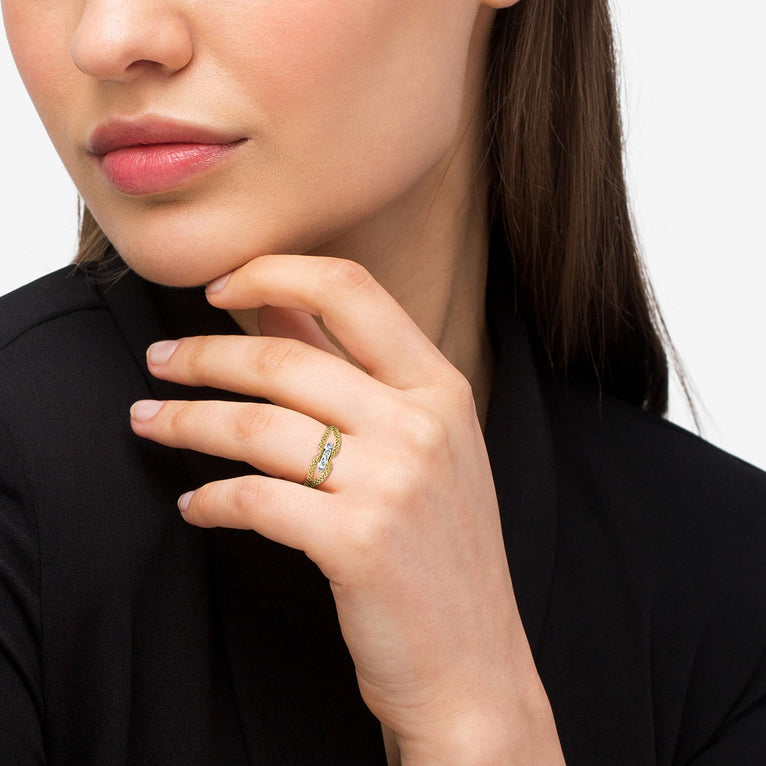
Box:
[179,474,338,557]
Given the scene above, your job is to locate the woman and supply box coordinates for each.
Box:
[1,0,764,763]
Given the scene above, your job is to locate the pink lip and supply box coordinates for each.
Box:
[88,118,246,196]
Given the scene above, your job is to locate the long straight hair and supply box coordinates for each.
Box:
[76,0,671,413]
[486,0,669,413]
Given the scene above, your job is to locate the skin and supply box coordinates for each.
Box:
[3,0,565,760]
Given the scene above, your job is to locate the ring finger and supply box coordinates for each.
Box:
[130,398,353,491]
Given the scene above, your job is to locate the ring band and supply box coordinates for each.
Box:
[304,425,341,488]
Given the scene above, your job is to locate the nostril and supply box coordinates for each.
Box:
[126,59,168,75]
[69,8,193,81]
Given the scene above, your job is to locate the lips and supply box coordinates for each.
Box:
[88,117,246,195]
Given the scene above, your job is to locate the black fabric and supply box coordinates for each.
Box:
[1,264,765,764]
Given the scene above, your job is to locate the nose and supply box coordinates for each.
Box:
[70,0,193,81]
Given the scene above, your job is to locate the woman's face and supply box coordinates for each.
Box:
[2,0,505,286]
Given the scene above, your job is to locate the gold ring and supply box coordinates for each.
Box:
[303,425,341,488]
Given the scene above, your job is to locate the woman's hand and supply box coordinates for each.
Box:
[130,255,564,764]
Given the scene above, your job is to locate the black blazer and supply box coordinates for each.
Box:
[1,264,765,765]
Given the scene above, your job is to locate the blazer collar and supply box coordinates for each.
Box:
[484,265,558,658]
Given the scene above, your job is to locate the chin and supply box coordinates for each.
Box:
[95,207,274,289]
[109,233,254,289]
[91,190,363,289]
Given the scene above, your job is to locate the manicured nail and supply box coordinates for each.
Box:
[130,400,163,422]
[178,491,195,514]
[147,340,179,365]
[206,272,232,295]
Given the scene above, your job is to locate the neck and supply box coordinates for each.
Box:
[311,133,493,422]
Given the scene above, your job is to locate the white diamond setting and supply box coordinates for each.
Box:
[317,442,334,472]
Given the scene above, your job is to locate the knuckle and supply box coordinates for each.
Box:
[192,481,210,506]
[338,484,420,572]
[184,336,213,376]
[449,372,477,413]
[231,476,263,516]
[366,430,429,507]
[166,401,194,436]
[339,505,390,562]
[187,483,213,525]
[400,405,448,457]
[232,405,273,447]
[325,259,374,295]
[252,337,304,380]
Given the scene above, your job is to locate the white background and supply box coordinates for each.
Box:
[1,2,764,471]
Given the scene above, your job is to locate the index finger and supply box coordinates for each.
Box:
[206,254,451,390]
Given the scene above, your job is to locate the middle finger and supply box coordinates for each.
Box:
[146,334,391,433]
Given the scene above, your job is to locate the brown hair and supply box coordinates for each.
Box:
[76,199,112,265]
[76,0,672,414]
[486,0,670,413]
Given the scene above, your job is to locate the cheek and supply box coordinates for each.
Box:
[219,0,474,187]
[3,4,83,162]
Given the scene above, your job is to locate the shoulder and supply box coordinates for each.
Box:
[0,265,150,470]
[551,379,766,751]
[0,263,151,402]
[539,379,766,759]
[0,265,107,351]
[548,377,766,586]
[551,378,766,522]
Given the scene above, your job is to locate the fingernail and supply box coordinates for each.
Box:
[130,400,163,422]
[178,491,195,514]
[147,340,179,366]
[206,273,232,295]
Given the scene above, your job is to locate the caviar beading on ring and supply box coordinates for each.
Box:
[303,426,341,488]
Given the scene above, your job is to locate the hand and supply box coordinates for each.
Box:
[130,255,564,763]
